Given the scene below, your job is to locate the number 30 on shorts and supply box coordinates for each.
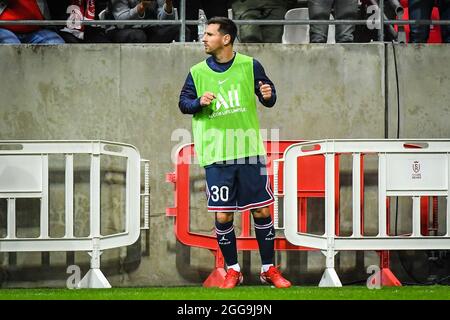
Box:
[210,185,229,202]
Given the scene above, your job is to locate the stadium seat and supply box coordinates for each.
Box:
[228,8,233,19]
[282,8,335,44]
[98,9,107,20]
[95,9,107,29]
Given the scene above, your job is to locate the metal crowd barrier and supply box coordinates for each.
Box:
[281,139,450,287]
[0,140,149,288]
[1,0,450,42]
[167,140,403,287]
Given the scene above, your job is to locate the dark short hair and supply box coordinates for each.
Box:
[207,17,237,44]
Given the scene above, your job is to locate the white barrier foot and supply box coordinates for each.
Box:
[77,268,112,289]
[319,268,342,287]
[76,240,111,288]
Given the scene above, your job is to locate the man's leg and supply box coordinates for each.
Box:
[84,27,111,43]
[308,0,333,43]
[22,29,65,44]
[0,28,21,44]
[145,25,183,43]
[236,158,290,288]
[107,28,147,43]
[334,0,358,43]
[231,0,264,43]
[260,5,287,43]
[409,0,433,43]
[205,164,241,288]
[216,212,243,289]
[252,207,291,288]
[251,207,275,270]
[57,31,83,43]
[215,212,239,270]
[438,0,450,43]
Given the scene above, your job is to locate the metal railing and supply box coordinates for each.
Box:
[281,139,450,287]
[0,140,150,288]
[0,0,449,42]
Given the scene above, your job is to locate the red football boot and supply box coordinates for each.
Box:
[220,269,243,289]
[260,266,291,288]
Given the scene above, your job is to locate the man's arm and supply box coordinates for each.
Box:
[110,0,148,19]
[179,73,202,114]
[157,0,175,20]
[253,59,277,108]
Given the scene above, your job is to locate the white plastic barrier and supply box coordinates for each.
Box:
[0,140,149,288]
[282,139,450,287]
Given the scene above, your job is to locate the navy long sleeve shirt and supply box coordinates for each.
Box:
[179,53,277,114]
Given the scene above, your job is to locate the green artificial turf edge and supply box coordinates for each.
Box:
[0,286,449,300]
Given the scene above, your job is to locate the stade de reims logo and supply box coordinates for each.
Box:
[412,161,420,173]
[412,161,421,179]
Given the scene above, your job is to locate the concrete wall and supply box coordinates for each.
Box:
[0,43,448,287]
[385,44,450,238]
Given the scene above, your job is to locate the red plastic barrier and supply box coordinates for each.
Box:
[166,141,402,287]
[166,141,332,286]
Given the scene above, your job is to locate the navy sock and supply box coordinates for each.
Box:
[254,216,275,265]
[215,219,238,267]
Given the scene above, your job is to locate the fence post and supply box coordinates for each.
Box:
[180,0,186,42]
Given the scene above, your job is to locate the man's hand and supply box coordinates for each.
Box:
[200,92,216,106]
[258,81,272,101]
[165,0,173,14]
[137,1,154,16]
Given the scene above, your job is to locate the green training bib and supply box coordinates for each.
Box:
[191,53,266,167]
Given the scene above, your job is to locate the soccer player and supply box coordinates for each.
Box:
[178,17,291,289]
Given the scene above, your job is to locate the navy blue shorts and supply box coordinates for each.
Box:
[205,157,274,212]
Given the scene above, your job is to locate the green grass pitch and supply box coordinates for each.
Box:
[0,286,449,300]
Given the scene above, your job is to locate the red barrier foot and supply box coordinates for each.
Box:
[203,268,227,287]
[381,268,402,286]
